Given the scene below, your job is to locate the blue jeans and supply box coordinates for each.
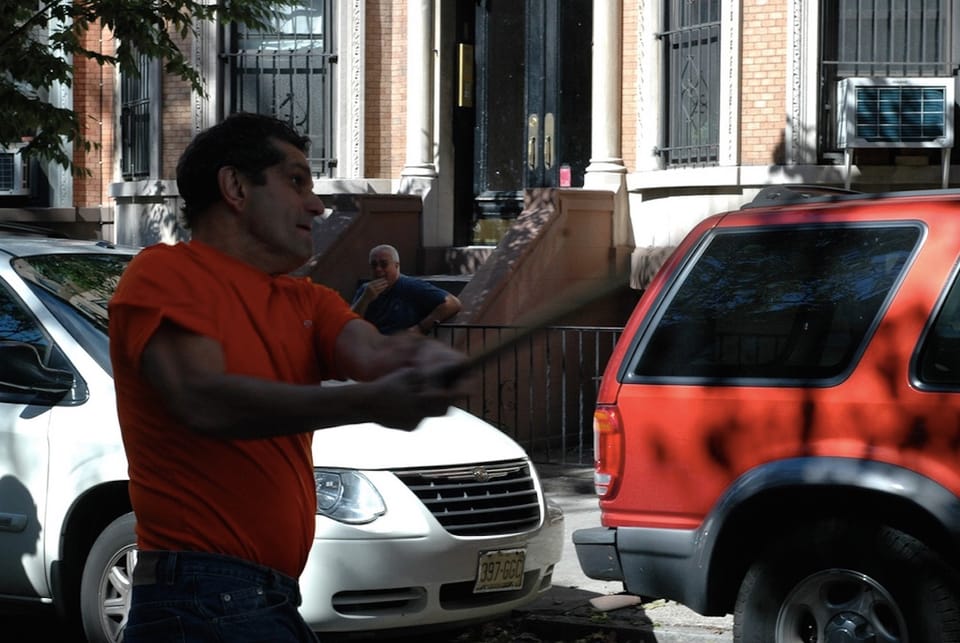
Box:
[122,550,319,643]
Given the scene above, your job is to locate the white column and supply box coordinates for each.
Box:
[400,0,441,247]
[584,0,630,247]
[336,0,365,180]
[192,17,218,138]
[401,0,437,180]
[48,13,73,208]
[635,1,663,173]
[786,0,820,165]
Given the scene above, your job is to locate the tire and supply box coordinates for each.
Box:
[734,519,960,643]
[80,512,137,643]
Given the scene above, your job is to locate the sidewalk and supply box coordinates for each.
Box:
[528,463,734,642]
[515,587,732,642]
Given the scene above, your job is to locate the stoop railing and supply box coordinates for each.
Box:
[433,323,623,466]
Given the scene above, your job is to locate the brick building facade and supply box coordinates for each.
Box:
[7,1,959,287]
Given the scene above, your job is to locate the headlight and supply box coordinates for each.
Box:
[314,469,386,524]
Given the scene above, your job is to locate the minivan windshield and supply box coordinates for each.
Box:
[13,253,133,373]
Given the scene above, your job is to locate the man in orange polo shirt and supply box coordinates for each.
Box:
[109,113,466,643]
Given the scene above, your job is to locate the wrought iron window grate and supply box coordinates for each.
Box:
[819,0,959,154]
[120,51,153,181]
[659,0,721,168]
[224,0,337,177]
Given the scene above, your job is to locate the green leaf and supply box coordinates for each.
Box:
[0,0,298,171]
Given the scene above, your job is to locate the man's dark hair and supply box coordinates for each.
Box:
[176,113,311,228]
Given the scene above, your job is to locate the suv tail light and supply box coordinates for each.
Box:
[593,405,623,498]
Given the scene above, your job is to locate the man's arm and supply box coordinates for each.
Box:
[139,319,464,439]
[415,293,462,334]
[334,317,463,379]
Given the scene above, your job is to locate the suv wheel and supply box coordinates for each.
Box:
[80,512,137,643]
[734,520,960,643]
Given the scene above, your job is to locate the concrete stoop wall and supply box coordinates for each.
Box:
[455,188,635,327]
[303,189,635,325]
[439,188,635,459]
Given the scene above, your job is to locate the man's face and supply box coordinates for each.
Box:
[370,250,400,286]
[240,140,324,274]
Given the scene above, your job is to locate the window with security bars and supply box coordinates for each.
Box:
[120,51,152,180]
[820,0,960,155]
[659,0,720,167]
[224,0,337,177]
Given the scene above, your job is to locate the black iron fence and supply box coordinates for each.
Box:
[434,323,623,466]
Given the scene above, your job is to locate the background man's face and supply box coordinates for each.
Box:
[370,251,400,285]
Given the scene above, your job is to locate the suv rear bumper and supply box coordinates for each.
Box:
[573,526,709,613]
[571,526,623,580]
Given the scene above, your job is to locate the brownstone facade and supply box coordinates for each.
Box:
[161,31,196,181]
[364,0,407,179]
[621,2,638,172]
[71,22,114,207]
[740,0,788,165]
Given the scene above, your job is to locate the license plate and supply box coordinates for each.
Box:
[473,548,526,593]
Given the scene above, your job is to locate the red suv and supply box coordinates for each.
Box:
[574,187,960,643]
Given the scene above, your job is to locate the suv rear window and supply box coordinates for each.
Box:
[630,224,921,384]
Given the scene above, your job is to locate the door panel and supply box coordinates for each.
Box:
[478,0,527,193]
[0,281,50,598]
[468,0,592,234]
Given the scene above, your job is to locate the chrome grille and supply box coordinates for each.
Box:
[394,459,542,536]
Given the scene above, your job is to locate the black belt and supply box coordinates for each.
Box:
[131,550,301,597]
[132,550,162,586]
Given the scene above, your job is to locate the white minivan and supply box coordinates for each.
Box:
[0,232,564,642]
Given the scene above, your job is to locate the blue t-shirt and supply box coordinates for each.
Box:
[352,274,449,335]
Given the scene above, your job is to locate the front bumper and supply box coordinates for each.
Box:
[300,497,565,633]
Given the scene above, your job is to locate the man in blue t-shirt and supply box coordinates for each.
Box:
[351,244,462,335]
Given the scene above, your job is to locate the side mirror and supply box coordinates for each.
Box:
[0,341,74,396]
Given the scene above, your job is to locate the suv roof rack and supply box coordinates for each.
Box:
[742,185,863,210]
[743,185,960,211]
[0,222,69,238]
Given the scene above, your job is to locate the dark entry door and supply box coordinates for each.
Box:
[454,0,592,243]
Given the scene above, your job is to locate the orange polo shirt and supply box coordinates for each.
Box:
[109,240,358,578]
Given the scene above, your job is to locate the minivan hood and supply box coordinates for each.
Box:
[311,406,527,470]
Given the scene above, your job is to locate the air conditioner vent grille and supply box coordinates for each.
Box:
[855,86,948,144]
[0,147,28,196]
[0,153,15,192]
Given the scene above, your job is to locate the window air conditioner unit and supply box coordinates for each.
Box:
[0,145,29,196]
[836,76,956,188]
[838,77,954,148]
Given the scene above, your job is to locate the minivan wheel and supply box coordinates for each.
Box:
[734,520,960,643]
[80,512,137,643]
